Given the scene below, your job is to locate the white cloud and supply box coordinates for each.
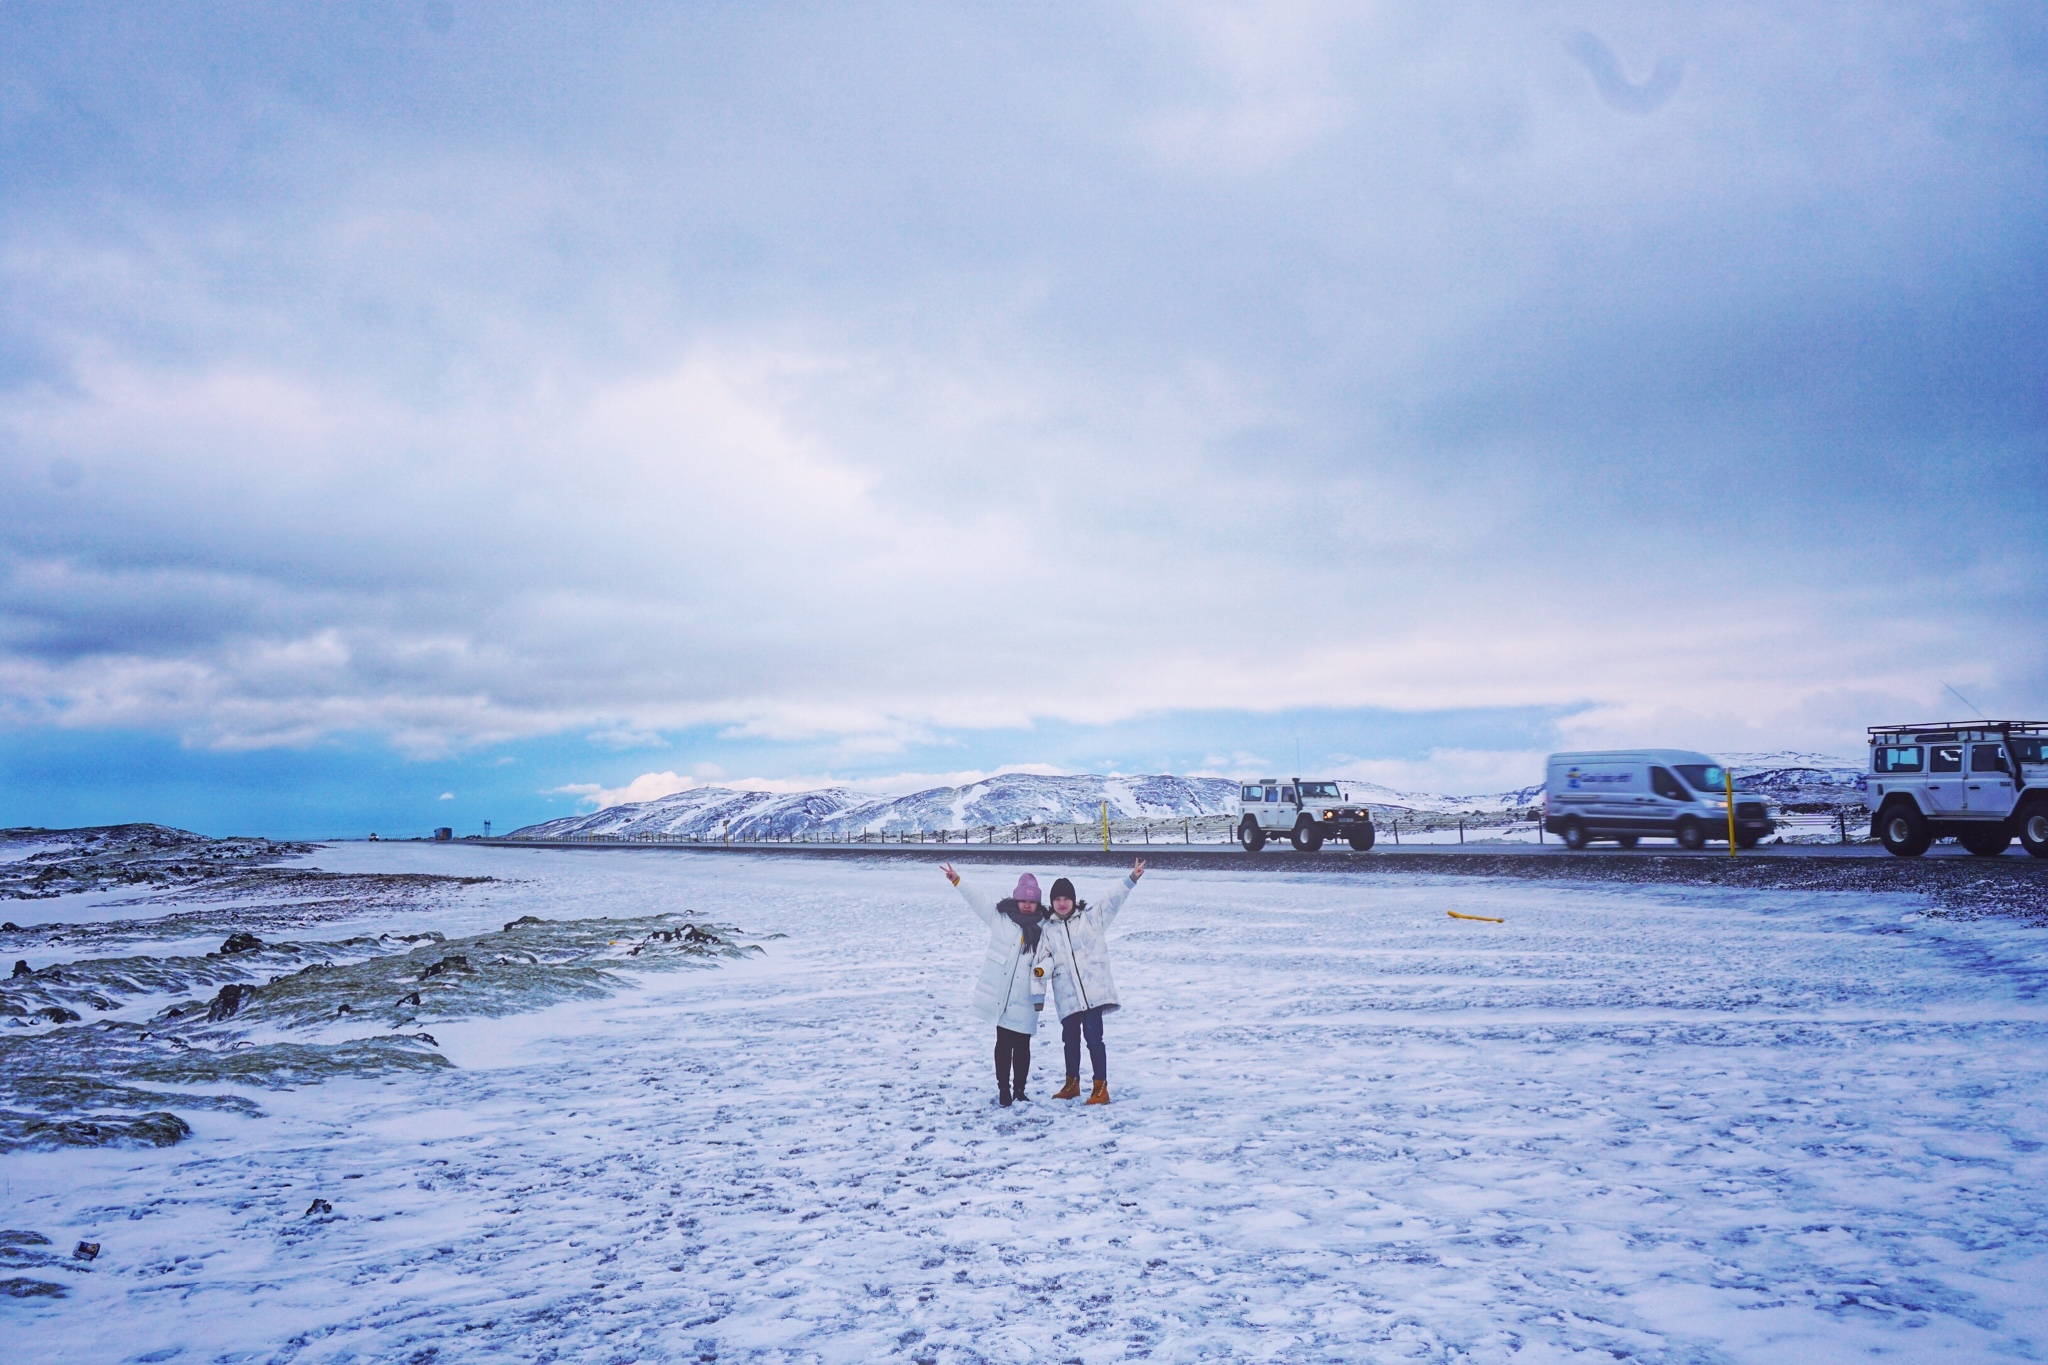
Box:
[0,4,2040,781]
[1331,750,1552,799]
[438,791,455,800]
[558,763,1082,811]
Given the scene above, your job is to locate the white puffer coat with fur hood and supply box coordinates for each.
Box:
[1034,874,1137,1020]
[949,876,1046,1033]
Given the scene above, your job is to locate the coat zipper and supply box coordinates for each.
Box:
[1061,915,1093,1013]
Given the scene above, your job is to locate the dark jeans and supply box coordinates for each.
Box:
[994,1027,1032,1098]
[1062,1006,1107,1081]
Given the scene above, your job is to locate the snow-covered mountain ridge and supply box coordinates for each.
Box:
[508,754,1867,840]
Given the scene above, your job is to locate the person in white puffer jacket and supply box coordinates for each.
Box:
[940,864,1048,1107]
[1036,859,1147,1105]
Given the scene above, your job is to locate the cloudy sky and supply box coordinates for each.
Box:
[2,3,2043,836]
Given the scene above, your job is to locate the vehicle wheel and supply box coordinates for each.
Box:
[1238,820,1266,853]
[1348,825,1376,852]
[2022,801,2048,858]
[1878,802,1932,857]
[1735,832,1762,849]
[1675,818,1706,851]
[1959,827,2012,857]
[1616,835,1639,849]
[1560,817,1589,850]
[1290,820,1324,853]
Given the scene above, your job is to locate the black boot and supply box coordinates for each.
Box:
[998,1085,1013,1107]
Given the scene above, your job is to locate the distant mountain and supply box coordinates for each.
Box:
[507,752,1875,840]
[509,773,1244,841]
[1719,753,1866,808]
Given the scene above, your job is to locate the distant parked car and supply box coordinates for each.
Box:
[1863,721,2048,857]
[1237,778,1376,853]
[1543,750,1772,851]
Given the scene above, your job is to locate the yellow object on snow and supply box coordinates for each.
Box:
[1447,911,1505,924]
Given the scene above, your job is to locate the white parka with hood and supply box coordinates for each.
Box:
[1034,874,1138,1020]
[949,876,1046,1033]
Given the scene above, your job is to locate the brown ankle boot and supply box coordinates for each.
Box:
[1085,1079,1110,1105]
[1053,1076,1081,1100]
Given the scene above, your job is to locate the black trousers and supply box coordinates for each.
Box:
[1062,1006,1107,1081]
[994,1027,1032,1097]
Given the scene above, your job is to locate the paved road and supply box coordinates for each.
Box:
[460,836,2048,918]
[466,835,2034,864]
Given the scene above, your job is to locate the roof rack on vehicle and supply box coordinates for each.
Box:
[1866,720,2048,734]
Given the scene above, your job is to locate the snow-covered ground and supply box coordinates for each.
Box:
[7,844,2047,1362]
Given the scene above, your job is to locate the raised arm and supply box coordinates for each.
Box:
[1098,858,1145,929]
[941,863,999,927]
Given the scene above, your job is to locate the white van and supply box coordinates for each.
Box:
[1543,750,1773,850]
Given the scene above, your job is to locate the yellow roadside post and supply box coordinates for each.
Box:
[1101,801,1111,851]
[1726,767,1738,856]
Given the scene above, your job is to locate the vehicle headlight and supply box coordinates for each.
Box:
[1322,810,1334,821]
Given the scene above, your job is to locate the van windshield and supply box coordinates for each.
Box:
[1298,782,1340,799]
[1674,764,1742,793]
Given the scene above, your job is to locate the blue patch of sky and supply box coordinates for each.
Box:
[1,702,1579,839]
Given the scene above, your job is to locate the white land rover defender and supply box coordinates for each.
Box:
[1864,721,2048,857]
[1237,779,1377,853]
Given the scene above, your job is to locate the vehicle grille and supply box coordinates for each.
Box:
[1736,801,1766,821]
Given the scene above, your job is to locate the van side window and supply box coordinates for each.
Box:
[1971,744,2008,775]
[1264,787,1278,802]
[1873,746,1922,774]
[1241,786,1260,802]
[1650,767,1688,801]
[1280,787,1296,802]
[1930,745,1963,774]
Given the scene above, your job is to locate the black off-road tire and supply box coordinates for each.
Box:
[1675,818,1706,851]
[1616,835,1639,849]
[1735,832,1763,850]
[1560,817,1589,850]
[1290,820,1324,854]
[2021,801,2048,859]
[1238,820,1266,853]
[1348,825,1376,852]
[1878,802,1932,857]
[1959,827,2012,857]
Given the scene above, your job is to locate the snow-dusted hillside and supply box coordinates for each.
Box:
[509,752,1874,840]
[510,773,1244,841]
[1722,753,1866,809]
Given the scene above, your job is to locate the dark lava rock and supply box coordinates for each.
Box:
[34,1005,81,1024]
[205,982,259,1022]
[218,931,265,955]
[400,991,421,1006]
[0,1277,66,1298]
[503,915,543,931]
[10,1112,191,1150]
[419,954,471,981]
[10,960,27,978]
[3,922,19,931]
[72,1241,99,1262]
[304,1198,333,1217]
